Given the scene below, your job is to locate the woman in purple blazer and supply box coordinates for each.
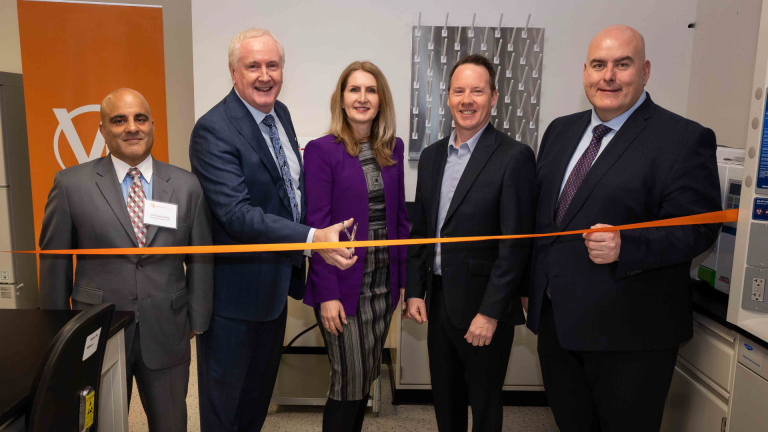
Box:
[303,61,408,432]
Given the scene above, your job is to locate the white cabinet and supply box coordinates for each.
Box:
[661,364,728,432]
[728,363,768,432]
[660,313,738,432]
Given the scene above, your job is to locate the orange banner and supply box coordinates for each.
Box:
[4,209,738,255]
[17,0,169,251]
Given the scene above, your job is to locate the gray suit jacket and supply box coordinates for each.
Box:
[38,156,213,370]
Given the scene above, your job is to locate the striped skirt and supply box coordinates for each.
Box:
[315,227,393,401]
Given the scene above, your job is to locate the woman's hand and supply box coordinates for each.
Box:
[320,299,347,336]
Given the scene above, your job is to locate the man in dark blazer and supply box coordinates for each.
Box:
[406,54,537,432]
[526,25,721,432]
[39,88,213,431]
[189,28,355,432]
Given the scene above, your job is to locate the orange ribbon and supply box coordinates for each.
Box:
[2,209,738,255]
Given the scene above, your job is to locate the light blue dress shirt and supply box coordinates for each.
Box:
[434,123,489,275]
[560,91,647,195]
[234,91,315,247]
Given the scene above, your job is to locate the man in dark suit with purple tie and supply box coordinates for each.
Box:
[525,25,722,432]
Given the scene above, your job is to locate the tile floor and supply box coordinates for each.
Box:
[129,339,559,431]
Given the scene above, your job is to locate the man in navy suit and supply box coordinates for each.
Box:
[525,25,721,431]
[190,28,356,432]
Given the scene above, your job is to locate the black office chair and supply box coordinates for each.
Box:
[26,303,115,432]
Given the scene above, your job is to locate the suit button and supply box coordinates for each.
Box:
[136,263,143,270]
[551,240,559,246]
[130,293,138,301]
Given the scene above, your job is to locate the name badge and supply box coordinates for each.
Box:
[143,199,178,229]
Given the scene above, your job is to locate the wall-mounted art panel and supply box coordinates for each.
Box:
[409,19,543,160]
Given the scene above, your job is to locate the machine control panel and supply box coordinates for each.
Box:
[727,180,742,209]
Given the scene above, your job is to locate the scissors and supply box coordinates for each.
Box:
[342,220,358,259]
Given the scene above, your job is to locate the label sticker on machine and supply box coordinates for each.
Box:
[758,91,768,191]
[753,198,768,220]
[82,328,101,361]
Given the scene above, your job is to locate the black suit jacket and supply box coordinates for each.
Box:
[527,94,721,351]
[406,124,537,328]
[190,89,310,322]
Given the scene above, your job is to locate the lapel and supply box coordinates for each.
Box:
[275,103,305,220]
[225,89,292,213]
[556,96,655,230]
[275,104,302,165]
[94,156,139,247]
[443,125,500,226]
[548,112,591,224]
[429,139,448,234]
[380,154,398,226]
[143,159,174,247]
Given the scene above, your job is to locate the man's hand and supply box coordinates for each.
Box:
[320,299,347,336]
[400,288,411,320]
[521,297,529,314]
[464,313,497,346]
[189,331,197,340]
[583,224,621,264]
[407,298,428,324]
[313,218,358,270]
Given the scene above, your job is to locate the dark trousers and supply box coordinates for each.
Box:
[322,394,369,432]
[197,304,287,432]
[126,323,190,432]
[428,278,515,432]
[537,296,679,432]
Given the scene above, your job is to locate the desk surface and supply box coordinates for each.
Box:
[0,310,133,426]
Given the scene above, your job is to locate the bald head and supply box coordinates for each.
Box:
[588,25,646,64]
[99,88,155,167]
[583,25,651,121]
[100,88,151,124]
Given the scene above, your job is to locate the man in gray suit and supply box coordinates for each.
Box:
[39,88,213,432]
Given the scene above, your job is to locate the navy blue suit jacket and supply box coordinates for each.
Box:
[190,88,310,322]
[526,94,721,351]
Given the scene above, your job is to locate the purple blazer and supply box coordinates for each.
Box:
[303,134,409,314]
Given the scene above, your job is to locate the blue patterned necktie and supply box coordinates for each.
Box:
[262,114,300,222]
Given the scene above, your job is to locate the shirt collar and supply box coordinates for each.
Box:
[448,122,489,154]
[590,91,647,132]
[112,154,153,184]
[235,88,276,126]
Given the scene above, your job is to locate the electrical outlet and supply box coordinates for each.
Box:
[752,278,765,302]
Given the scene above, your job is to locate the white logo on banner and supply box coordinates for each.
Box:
[53,105,109,169]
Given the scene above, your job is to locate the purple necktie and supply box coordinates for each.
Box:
[555,124,612,226]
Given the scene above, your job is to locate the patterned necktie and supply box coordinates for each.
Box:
[126,167,148,247]
[554,124,612,226]
[262,114,300,222]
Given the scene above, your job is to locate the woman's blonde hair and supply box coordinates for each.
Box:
[328,61,397,167]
